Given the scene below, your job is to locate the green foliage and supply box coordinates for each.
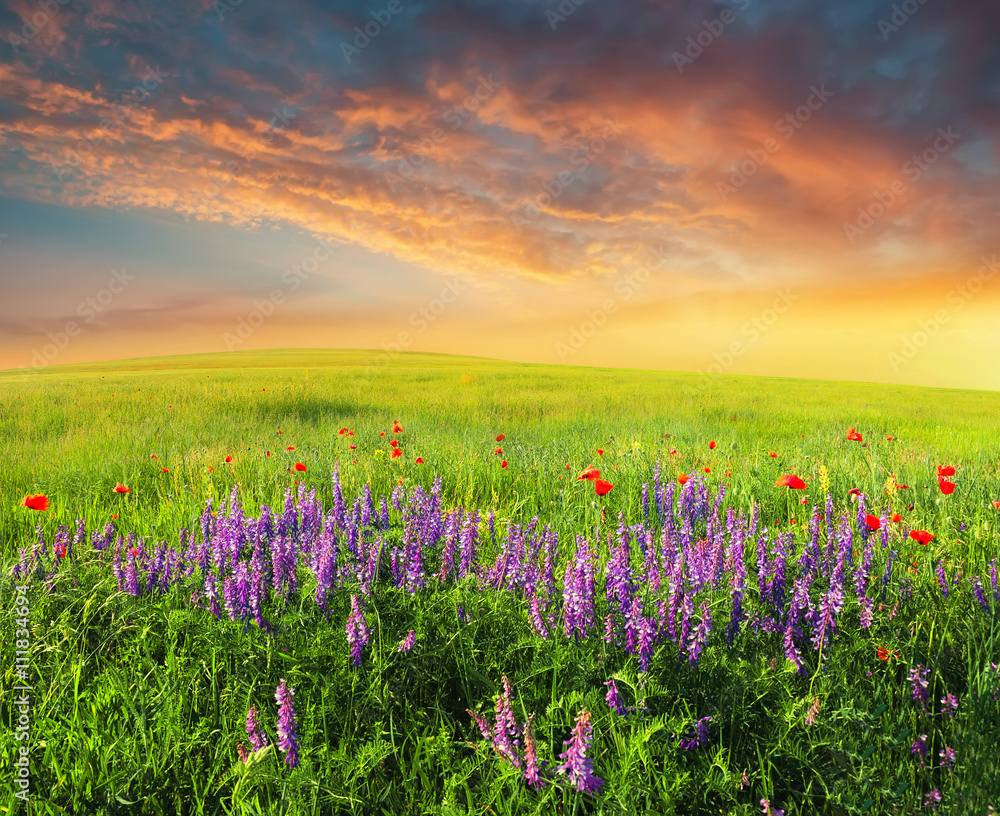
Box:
[2,350,999,815]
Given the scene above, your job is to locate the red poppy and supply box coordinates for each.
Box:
[594,479,614,497]
[565,464,570,470]
[670,449,677,455]
[22,494,49,512]
[597,448,604,455]
[876,646,889,661]
[886,435,894,441]
[150,454,158,460]
[993,500,1000,510]
[800,497,809,505]
[287,446,295,451]
[500,460,508,468]
[494,447,503,455]
[208,466,215,473]
[865,514,880,531]
[349,444,357,450]
[266,452,271,458]
[678,473,689,485]
[775,474,806,489]
[846,427,863,442]
[391,448,403,459]
[937,465,956,477]
[113,484,130,494]
[910,530,934,545]
[725,471,732,477]
[380,431,386,437]
[577,466,600,481]
[55,544,66,559]
[709,441,716,449]
[938,478,955,495]
[891,513,903,522]
[338,429,347,435]
[393,424,403,433]
[225,455,233,463]
[162,468,169,473]
[294,462,307,472]
[347,430,354,436]
[415,457,424,464]
[390,439,399,448]
[495,434,505,442]
[769,451,778,458]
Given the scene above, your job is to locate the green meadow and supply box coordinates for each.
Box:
[1,349,999,815]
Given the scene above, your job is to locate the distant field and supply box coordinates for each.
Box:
[2,350,999,815]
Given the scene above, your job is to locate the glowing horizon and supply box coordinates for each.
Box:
[1,0,998,390]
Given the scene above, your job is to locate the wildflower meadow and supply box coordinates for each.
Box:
[1,349,999,815]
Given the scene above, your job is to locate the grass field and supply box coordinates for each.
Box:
[2,349,999,815]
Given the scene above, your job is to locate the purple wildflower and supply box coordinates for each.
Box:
[468,709,492,742]
[911,733,928,761]
[345,595,370,666]
[398,629,416,652]
[523,713,546,790]
[804,697,821,727]
[761,799,785,816]
[940,693,958,717]
[237,742,249,762]
[492,675,522,768]
[246,705,268,751]
[909,665,930,708]
[604,678,626,716]
[923,789,942,809]
[938,746,955,769]
[557,709,603,796]
[679,716,711,750]
[275,678,300,769]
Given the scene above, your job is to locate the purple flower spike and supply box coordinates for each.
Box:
[679,715,712,750]
[760,799,785,816]
[345,595,370,666]
[924,789,942,809]
[246,705,268,751]
[275,679,301,769]
[557,709,603,795]
[604,678,626,716]
[398,629,416,652]
[523,713,546,790]
[909,665,930,707]
[938,746,955,769]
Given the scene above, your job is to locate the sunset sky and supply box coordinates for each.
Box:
[1,0,998,389]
